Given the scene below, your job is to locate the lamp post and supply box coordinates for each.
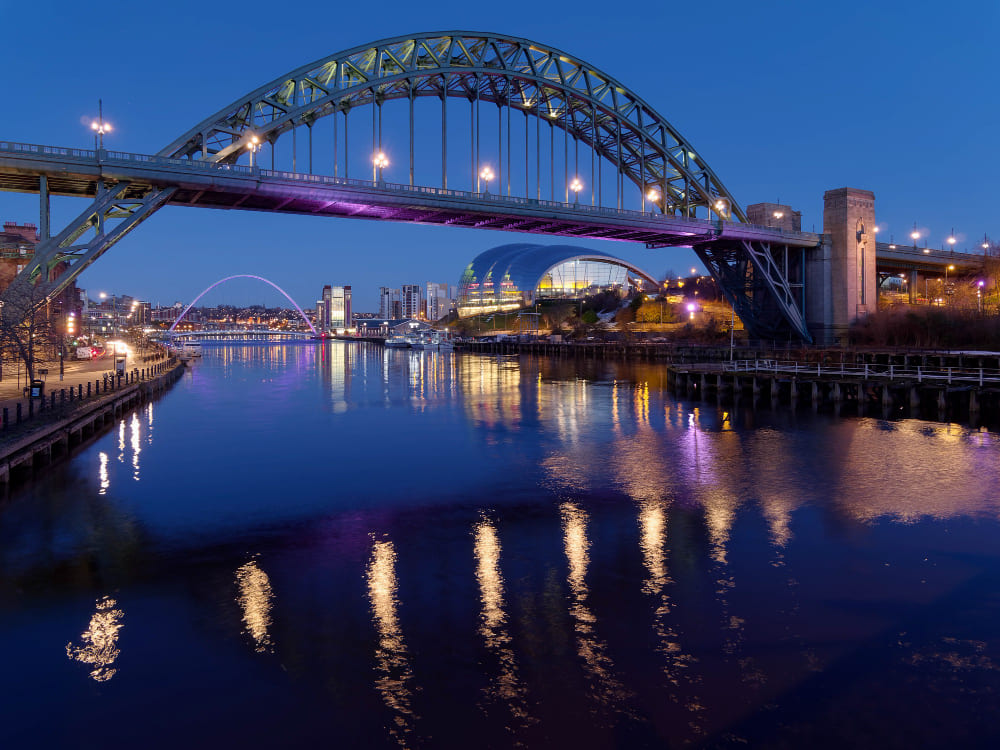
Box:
[373,151,388,183]
[911,225,920,250]
[479,165,494,194]
[90,99,112,152]
[570,178,583,204]
[646,188,660,214]
[246,134,262,169]
[947,229,957,254]
[978,280,984,313]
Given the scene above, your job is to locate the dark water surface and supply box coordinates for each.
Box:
[2,342,1000,749]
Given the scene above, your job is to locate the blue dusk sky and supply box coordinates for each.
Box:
[1,0,996,311]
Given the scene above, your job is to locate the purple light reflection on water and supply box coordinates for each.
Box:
[0,343,999,748]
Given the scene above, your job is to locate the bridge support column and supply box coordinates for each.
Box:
[909,268,919,304]
[806,188,877,344]
[39,175,50,240]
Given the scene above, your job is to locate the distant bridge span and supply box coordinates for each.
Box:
[168,274,317,334]
[0,31,822,340]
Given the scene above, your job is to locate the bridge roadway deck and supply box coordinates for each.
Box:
[0,140,820,248]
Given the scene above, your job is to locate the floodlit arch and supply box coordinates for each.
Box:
[161,31,744,221]
[168,274,317,334]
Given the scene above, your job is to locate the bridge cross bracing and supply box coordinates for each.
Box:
[0,32,821,341]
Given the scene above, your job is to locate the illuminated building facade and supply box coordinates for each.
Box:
[457,243,656,317]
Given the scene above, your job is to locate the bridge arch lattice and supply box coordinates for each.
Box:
[168,274,317,335]
[160,31,744,222]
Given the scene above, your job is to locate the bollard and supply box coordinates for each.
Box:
[51,392,56,409]
[16,402,22,424]
[28,398,34,418]
[78,384,83,399]
[87,382,91,398]
[70,387,74,402]
[61,389,66,405]
[1,406,6,429]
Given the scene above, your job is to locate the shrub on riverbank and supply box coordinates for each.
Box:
[850,307,1000,349]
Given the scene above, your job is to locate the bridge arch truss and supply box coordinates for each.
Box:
[0,31,814,341]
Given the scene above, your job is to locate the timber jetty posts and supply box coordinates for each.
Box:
[454,339,1000,423]
[667,360,1000,424]
[0,358,185,486]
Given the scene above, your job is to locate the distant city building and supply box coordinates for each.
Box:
[0,221,79,325]
[379,287,401,319]
[426,282,451,321]
[401,284,422,319]
[330,285,352,330]
[316,285,333,332]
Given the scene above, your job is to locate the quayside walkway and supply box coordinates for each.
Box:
[0,354,185,486]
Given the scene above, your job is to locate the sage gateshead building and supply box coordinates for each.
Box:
[457,243,657,317]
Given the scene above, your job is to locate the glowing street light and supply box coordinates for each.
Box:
[646,188,661,207]
[90,99,112,151]
[246,134,262,168]
[911,225,920,250]
[479,165,495,194]
[714,199,728,219]
[947,229,957,251]
[570,177,583,203]
[372,151,389,183]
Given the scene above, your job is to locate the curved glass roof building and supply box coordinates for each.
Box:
[457,243,657,317]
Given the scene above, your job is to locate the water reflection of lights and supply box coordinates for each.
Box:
[235,558,274,653]
[117,419,125,462]
[65,596,124,682]
[459,356,522,428]
[98,452,110,495]
[560,502,629,712]
[366,538,418,746]
[473,519,533,728]
[130,412,141,480]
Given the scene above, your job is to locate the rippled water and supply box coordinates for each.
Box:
[2,342,1000,749]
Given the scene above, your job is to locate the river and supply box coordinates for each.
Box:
[1,341,999,749]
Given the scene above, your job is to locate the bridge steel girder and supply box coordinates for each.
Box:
[158,31,746,223]
[693,238,811,342]
[1,181,175,316]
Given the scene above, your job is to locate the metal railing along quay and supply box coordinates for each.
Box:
[714,360,1000,386]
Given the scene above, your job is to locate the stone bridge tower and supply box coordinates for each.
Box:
[806,187,876,343]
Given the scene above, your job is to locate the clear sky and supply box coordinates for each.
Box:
[1,0,996,311]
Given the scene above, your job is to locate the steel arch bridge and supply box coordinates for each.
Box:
[0,31,818,340]
[168,274,317,334]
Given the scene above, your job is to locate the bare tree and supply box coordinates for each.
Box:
[0,283,61,386]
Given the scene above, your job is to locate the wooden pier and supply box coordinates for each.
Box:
[667,360,1000,423]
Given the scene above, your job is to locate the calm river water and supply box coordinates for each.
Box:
[2,341,1000,749]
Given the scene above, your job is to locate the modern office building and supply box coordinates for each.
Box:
[401,284,422,319]
[426,282,451,321]
[317,284,353,332]
[379,287,401,319]
[330,285,352,330]
[316,285,333,332]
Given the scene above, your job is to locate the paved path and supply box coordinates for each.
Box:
[0,348,171,420]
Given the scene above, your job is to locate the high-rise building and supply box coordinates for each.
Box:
[401,284,422,319]
[330,285,352,330]
[379,287,400,319]
[316,285,333,332]
[426,282,451,321]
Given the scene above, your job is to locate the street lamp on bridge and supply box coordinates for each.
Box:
[479,166,495,194]
[570,178,583,204]
[90,99,112,151]
[372,151,389,183]
[947,229,957,252]
[246,134,262,168]
[911,226,920,250]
